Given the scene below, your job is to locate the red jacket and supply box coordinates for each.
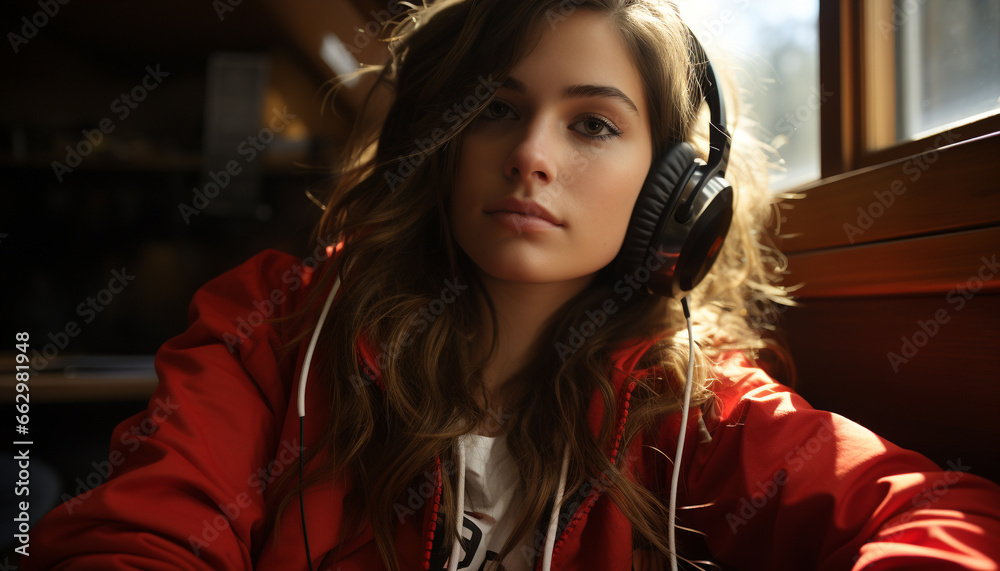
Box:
[23,249,1000,570]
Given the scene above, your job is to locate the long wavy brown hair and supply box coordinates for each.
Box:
[270,1,798,569]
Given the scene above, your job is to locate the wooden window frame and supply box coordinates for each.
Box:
[785,0,1000,295]
[818,0,1000,178]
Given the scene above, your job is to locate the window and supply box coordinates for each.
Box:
[782,0,1000,253]
[864,0,1000,151]
[681,0,822,191]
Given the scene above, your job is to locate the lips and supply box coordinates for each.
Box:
[483,197,563,226]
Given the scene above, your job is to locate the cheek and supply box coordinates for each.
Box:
[451,144,477,211]
[581,160,649,241]
[448,184,471,244]
[449,142,489,242]
[453,136,492,192]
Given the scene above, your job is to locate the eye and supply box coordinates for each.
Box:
[480,99,516,121]
[572,114,622,141]
[477,100,623,142]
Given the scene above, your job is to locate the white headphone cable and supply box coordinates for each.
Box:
[669,296,695,571]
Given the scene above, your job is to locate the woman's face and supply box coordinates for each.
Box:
[450,9,654,286]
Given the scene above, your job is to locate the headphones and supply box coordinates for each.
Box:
[614,30,734,299]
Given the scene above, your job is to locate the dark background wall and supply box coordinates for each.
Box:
[0,1,395,562]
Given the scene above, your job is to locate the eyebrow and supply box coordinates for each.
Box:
[501,75,639,115]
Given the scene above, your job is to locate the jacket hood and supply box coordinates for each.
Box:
[297,244,712,570]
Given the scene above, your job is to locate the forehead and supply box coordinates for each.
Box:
[508,8,648,117]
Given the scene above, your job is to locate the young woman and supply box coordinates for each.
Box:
[24,1,1000,570]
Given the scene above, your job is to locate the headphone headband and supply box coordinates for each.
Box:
[685,28,731,180]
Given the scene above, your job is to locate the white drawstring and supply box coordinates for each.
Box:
[542,443,571,570]
[297,273,341,418]
[447,436,468,571]
[447,439,569,571]
[296,270,341,571]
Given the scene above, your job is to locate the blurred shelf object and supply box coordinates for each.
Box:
[1,354,158,403]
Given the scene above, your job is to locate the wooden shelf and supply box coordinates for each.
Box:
[0,151,322,176]
[2,354,158,403]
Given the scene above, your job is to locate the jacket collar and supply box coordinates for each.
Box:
[354,332,657,569]
[295,253,660,568]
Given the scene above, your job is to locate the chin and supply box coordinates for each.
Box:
[453,227,617,285]
[473,256,557,284]
[471,250,605,286]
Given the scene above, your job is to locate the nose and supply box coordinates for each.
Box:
[504,118,557,186]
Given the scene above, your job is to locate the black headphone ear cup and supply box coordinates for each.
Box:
[616,142,698,279]
[674,179,733,292]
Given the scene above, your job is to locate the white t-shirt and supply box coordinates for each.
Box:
[445,433,535,571]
